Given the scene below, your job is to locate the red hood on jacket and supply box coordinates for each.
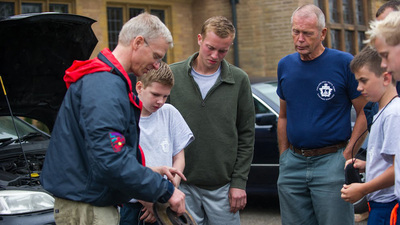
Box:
[64,57,111,89]
[65,48,116,88]
[63,48,141,108]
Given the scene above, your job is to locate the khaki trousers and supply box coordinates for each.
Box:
[54,197,120,225]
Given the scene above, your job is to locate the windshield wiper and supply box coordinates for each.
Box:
[20,132,43,141]
[0,132,43,148]
[0,138,15,148]
[0,137,13,144]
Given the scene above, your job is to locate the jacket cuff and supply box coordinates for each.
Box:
[157,180,175,203]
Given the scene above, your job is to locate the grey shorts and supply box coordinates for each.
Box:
[179,183,240,225]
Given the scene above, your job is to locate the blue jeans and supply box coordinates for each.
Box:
[368,201,397,225]
[278,148,354,225]
[119,202,159,225]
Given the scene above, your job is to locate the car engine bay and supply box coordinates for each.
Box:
[0,152,45,189]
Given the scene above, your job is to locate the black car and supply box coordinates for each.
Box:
[0,13,97,224]
[247,81,280,195]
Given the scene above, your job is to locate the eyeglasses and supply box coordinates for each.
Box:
[143,38,163,66]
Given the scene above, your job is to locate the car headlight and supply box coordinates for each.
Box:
[0,190,54,215]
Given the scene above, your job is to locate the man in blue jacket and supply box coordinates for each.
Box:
[40,13,186,225]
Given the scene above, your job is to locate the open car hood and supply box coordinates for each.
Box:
[0,13,98,131]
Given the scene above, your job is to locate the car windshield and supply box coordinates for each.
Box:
[0,116,40,140]
[252,82,280,106]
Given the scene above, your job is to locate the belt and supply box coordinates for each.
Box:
[289,141,347,157]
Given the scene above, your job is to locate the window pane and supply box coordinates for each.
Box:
[358,31,366,52]
[150,9,167,62]
[49,4,68,13]
[129,8,144,19]
[254,99,271,114]
[345,30,355,55]
[342,0,354,24]
[22,3,42,14]
[107,7,123,51]
[329,0,339,23]
[150,9,165,23]
[0,116,46,139]
[0,2,14,19]
[330,29,341,50]
[355,0,365,25]
[320,0,369,55]
[314,0,324,9]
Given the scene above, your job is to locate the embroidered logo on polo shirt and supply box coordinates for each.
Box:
[160,138,170,153]
[317,81,335,101]
[109,132,125,153]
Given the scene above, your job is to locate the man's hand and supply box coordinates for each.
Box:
[168,188,186,216]
[150,166,187,187]
[229,188,247,213]
[138,200,157,223]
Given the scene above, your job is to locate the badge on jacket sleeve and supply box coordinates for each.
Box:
[109,132,125,153]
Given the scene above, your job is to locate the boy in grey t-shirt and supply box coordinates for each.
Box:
[120,62,194,225]
[341,47,399,225]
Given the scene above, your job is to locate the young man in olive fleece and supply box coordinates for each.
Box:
[168,16,255,225]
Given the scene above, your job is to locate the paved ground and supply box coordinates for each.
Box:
[240,195,368,225]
